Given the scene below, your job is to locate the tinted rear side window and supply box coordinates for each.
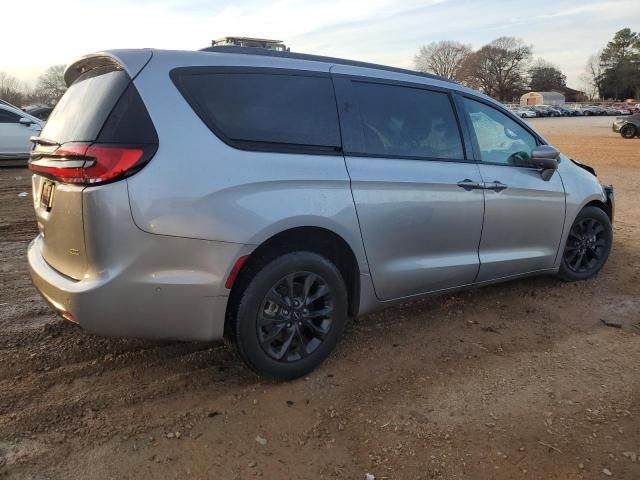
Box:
[352,81,464,160]
[172,70,341,153]
[41,66,129,144]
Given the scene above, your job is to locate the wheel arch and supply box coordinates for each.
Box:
[554,188,610,269]
[583,199,612,221]
[224,226,362,340]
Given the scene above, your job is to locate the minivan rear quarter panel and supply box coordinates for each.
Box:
[126,52,369,273]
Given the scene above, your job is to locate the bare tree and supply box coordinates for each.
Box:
[0,72,25,107]
[460,37,532,102]
[34,65,67,105]
[414,40,473,80]
[580,53,603,100]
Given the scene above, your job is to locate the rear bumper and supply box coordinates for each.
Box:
[28,230,246,342]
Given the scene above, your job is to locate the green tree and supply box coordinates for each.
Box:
[529,59,566,91]
[599,28,640,99]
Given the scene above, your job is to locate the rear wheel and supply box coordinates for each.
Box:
[620,124,637,139]
[559,206,612,281]
[232,251,348,380]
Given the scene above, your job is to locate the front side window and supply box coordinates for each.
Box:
[0,109,21,123]
[464,98,537,166]
[173,71,341,151]
[351,81,464,160]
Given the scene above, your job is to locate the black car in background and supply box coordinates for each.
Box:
[25,106,53,121]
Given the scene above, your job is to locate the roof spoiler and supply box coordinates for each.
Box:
[64,50,153,87]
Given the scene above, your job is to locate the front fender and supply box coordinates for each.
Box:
[554,155,610,268]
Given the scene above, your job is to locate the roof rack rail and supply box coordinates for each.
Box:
[199,46,456,84]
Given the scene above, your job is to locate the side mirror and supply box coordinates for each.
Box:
[19,117,33,126]
[531,145,560,180]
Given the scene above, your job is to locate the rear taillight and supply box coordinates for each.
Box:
[29,144,150,185]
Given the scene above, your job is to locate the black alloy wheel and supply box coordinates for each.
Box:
[258,271,333,362]
[559,206,612,281]
[232,251,348,380]
[564,218,607,273]
[620,124,636,139]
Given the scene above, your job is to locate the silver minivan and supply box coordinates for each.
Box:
[28,47,614,379]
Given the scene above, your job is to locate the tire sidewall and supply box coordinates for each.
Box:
[560,206,612,281]
[234,251,348,380]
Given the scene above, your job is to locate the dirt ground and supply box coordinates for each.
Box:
[1,116,639,480]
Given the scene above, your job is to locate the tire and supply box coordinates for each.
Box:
[231,251,348,380]
[620,124,637,139]
[558,206,612,281]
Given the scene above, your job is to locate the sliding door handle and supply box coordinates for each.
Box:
[457,179,485,191]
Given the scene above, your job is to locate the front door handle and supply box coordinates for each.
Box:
[485,181,508,192]
[457,179,485,191]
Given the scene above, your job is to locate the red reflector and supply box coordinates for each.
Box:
[61,311,77,323]
[225,255,249,289]
[29,145,144,185]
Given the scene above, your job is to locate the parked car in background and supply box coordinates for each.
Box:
[612,103,638,114]
[546,106,563,117]
[605,107,626,116]
[555,107,575,117]
[590,106,608,116]
[510,106,537,118]
[531,105,561,117]
[0,104,42,164]
[27,47,615,379]
[530,105,550,117]
[612,113,640,138]
[575,106,593,116]
[517,108,537,118]
[25,106,54,121]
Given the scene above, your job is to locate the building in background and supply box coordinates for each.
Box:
[557,87,587,103]
[520,91,565,106]
[211,37,289,52]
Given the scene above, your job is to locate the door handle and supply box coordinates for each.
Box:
[485,181,508,192]
[457,179,485,191]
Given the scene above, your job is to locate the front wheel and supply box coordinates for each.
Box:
[232,251,348,380]
[559,206,612,281]
[620,124,637,139]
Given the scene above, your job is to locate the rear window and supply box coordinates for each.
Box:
[40,66,129,144]
[351,81,464,160]
[172,70,341,153]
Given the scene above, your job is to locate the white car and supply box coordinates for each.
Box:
[0,104,43,164]
[515,107,537,118]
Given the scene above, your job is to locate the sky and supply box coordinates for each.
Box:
[2,0,639,89]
